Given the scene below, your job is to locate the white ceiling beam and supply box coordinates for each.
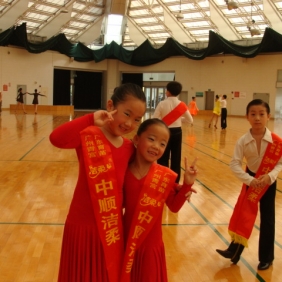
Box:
[163,9,193,44]
[36,11,72,39]
[263,0,282,33]
[0,0,30,31]
[127,18,148,46]
[76,17,104,45]
[209,0,240,41]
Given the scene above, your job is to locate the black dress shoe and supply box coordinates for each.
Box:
[257,262,272,270]
[216,249,233,259]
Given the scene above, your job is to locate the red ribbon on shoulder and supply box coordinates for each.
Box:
[121,163,177,282]
[162,101,188,126]
[228,133,282,247]
[80,126,123,282]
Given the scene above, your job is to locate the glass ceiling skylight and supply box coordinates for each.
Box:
[0,0,281,48]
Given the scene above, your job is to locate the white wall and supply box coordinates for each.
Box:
[117,55,282,116]
[0,46,281,116]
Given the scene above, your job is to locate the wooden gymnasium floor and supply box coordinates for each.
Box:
[1,108,282,282]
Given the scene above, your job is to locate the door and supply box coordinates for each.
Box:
[179,91,188,104]
[144,87,166,111]
[74,71,102,110]
[122,73,143,88]
[53,69,71,105]
[205,91,215,110]
[253,93,269,104]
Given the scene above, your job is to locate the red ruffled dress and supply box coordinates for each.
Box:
[49,114,135,282]
[188,101,199,116]
[123,169,192,282]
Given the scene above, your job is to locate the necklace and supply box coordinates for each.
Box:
[132,163,149,179]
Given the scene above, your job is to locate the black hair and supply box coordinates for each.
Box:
[166,81,182,96]
[223,94,227,99]
[110,83,146,106]
[34,89,37,92]
[137,118,170,136]
[246,99,270,115]
[192,96,195,100]
[18,88,22,92]
[215,95,219,99]
[113,87,118,94]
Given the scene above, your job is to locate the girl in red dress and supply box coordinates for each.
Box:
[49,83,146,282]
[122,118,198,282]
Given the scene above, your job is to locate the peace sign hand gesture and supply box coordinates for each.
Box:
[93,110,117,127]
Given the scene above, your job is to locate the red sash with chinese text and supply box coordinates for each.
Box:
[80,126,123,282]
[228,133,282,247]
[162,101,188,126]
[121,163,177,282]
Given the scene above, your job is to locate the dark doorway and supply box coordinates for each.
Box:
[122,73,143,88]
[53,69,71,105]
[74,71,102,110]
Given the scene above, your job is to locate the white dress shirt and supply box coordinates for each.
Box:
[153,97,193,128]
[219,98,227,108]
[230,128,282,185]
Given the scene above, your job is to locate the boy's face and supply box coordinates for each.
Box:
[246,105,270,130]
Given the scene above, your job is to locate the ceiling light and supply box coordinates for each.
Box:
[175,0,184,20]
[248,26,261,36]
[225,0,238,10]
[175,13,184,19]
[247,2,261,36]
[60,0,69,13]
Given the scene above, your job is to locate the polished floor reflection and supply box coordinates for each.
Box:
[0,110,282,282]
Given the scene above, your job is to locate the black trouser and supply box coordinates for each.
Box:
[221,108,227,129]
[157,127,182,183]
[248,169,276,262]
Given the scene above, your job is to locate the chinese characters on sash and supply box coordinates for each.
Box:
[84,133,121,246]
[122,164,177,281]
[228,133,282,247]
[247,139,282,204]
[81,127,123,282]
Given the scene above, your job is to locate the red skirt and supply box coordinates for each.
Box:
[129,241,168,282]
[58,221,109,282]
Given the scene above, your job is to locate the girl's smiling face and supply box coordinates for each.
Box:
[106,95,146,136]
[134,123,170,163]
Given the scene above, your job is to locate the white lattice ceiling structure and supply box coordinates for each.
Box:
[0,0,282,48]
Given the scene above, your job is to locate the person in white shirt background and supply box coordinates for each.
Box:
[219,94,227,130]
[153,81,193,183]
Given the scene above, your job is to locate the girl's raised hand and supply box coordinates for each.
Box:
[183,157,198,186]
[185,187,197,202]
[93,110,117,127]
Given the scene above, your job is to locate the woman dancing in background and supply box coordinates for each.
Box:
[28,89,46,114]
[188,96,199,117]
[209,95,220,129]
[15,88,28,114]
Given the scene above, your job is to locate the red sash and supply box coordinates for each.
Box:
[228,133,282,247]
[80,126,123,282]
[121,163,177,282]
[162,101,188,126]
